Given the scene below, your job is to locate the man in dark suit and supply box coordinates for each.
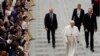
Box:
[83,8,97,52]
[72,4,84,31]
[44,9,58,48]
[91,0,100,16]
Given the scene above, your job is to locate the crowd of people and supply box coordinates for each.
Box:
[0,0,34,56]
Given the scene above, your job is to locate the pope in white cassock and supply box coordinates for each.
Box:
[64,20,79,56]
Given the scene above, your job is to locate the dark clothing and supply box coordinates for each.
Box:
[21,29,26,36]
[2,0,7,16]
[85,31,94,50]
[44,13,58,48]
[0,10,4,21]
[83,13,97,50]
[47,28,55,47]
[11,10,18,22]
[93,4,100,16]
[0,37,7,51]
[4,21,14,33]
[72,8,84,31]
[83,13,97,31]
[92,0,100,16]
[92,0,100,5]
[44,13,58,29]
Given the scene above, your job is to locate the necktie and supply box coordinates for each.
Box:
[90,14,92,19]
[50,13,53,19]
[50,13,53,21]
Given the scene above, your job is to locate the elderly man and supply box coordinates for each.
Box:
[83,8,97,52]
[44,8,58,48]
[64,20,79,56]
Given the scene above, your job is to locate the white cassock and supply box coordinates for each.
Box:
[63,25,79,56]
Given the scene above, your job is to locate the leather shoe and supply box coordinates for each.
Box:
[91,49,95,52]
[86,45,88,48]
[48,41,50,43]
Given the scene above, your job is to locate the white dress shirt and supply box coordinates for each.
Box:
[50,13,53,20]
[77,9,81,18]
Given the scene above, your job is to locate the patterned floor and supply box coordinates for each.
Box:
[29,0,100,56]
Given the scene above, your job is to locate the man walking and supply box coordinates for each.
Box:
[44,8,58,48]
[83,8,97,52]
[64,20,79,56]
[72,4,84,31]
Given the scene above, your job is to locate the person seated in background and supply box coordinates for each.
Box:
[0,0,32,56]
[0,32,7,51]
[0,4,4,21]
[2,0,7,16]
[22,16,28,36]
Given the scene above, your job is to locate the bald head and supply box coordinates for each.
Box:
[49,8,53,13]
[88,8,93,14]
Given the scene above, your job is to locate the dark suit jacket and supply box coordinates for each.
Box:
[83,13,97,31]
[44,13,58,29]
[72,8,84,26]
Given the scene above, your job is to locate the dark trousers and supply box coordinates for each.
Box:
[47,28,55,47]
[85,31,94,50]
[77,25,81,31]
[75,24,81,31]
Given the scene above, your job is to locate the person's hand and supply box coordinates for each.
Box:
[81,23,83,25]
[76,36,79,43]
[85,29,88,32]
[77,41,80,43]
[95,29,97,32]
[92,4,94,6]
[55,28,57,30]
[45,28,48,31]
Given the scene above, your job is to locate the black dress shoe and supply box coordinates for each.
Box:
[52,45,56,48]
[91,49,95,52]
[86,45,88,48]
[48,41,50,43]
[53,46,55,48]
